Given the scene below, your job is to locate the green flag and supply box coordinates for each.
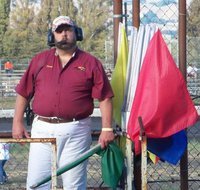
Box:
[30,143,124,189]
[97,142,125,188]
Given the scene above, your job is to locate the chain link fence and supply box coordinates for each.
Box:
[1,1,200,190]
[131,1,200,190]
[0,139,109,190]
[0,61,112,189]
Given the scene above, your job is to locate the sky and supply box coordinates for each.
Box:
[124,0,192,6]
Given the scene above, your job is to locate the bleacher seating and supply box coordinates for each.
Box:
[0,69,26,97]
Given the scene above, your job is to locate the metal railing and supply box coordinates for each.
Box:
[0,133,109,190]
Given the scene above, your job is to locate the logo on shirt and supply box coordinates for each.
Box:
[76,66,86,71]
[46,65,53,68]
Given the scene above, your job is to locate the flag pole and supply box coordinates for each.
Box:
[138,116,147,190]
[30,144,102,189]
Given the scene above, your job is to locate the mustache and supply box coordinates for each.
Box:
[55,40,68,46]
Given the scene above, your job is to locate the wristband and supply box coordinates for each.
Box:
[102,128,113,132]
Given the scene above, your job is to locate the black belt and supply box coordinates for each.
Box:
[37,116,86,123]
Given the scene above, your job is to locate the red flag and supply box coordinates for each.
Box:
[127,30,198,155]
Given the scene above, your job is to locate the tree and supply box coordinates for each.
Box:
[3,0,37,58]
[34,0,78,50]
[0,0,11,56]
[34,0,53,50]
[187,0,200,37]
[50,0,77,20]
[2,0,114,66]
[187,0,200,67]
[75,0,113,62]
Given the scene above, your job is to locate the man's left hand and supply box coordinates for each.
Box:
[98,131,115,149]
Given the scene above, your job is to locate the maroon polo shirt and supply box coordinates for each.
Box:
[16,48,114,119]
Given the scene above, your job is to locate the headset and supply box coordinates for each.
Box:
[47,26,83,47]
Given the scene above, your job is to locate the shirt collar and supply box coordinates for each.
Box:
[54,47,79,57]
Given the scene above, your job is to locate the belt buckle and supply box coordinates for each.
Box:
[50,117,60,123]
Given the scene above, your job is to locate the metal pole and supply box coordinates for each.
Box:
[132,0,140,28]
[179,1,188,190]
[113,0,123,65]
[51,141,57,190]
[132,1,141,189]
[124,2,128,34]
[0,138,57,189]
[30,144,102,189]
[0,138,56,143]
[179,0,187,78]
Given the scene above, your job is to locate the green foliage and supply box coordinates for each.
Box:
[0,0,113,66]
[187,0,200,37]
[187,0,200,67]
[3,0,41,58]
[76,0,113,61]
[50,0,77,19]
[0,0,11,55]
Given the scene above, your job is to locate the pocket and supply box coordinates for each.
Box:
[31,120,49,138]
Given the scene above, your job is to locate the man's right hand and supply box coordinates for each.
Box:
[12,94,30,139]
[12,121,30,138]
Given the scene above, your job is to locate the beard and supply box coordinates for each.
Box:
[55,39,76,50]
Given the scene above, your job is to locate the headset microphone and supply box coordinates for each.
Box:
[47,29,55,47]
[47,26,83,47]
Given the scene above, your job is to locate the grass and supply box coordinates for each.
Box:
[0,97,16,109]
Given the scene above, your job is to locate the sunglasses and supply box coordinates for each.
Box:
[55,25,74,33]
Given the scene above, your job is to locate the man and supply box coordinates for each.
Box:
[0,143,9,185]
[12,16,115,190]
[4,61,14,77]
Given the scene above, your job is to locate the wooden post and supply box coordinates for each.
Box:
[138,117,147,190]
[126,138,133,190]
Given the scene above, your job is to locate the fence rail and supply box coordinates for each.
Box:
[1,63,200,190]
[1,1,200,189]
[0,132,110,190]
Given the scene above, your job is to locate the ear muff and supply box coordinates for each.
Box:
[47,26,83,47]
[47,29,55,47]
[75,27,83,41]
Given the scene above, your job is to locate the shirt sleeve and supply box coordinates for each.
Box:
[92,59,114,100]
[15,49,52,100]
[15,57,37,100]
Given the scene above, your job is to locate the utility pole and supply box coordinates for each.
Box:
[132,0,141,190]
[113,0,123,65]
[179,1,188,190]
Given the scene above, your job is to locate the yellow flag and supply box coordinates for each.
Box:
[111,24,128,126]
[147,151,159,164]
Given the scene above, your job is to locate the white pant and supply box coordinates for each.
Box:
[26,117,92,190]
